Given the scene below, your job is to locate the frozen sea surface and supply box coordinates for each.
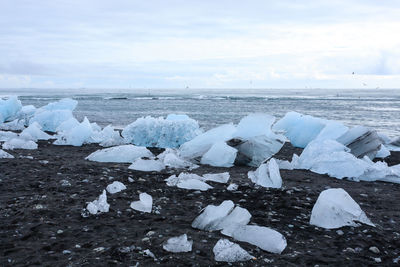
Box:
[2,88,399,137]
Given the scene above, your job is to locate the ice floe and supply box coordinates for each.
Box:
[163,234,193,253]
[310,188,375,229]
[128,158,165,172]
[248,158,282,188]
[86,145,153,163]
[130,193,152,213]
[86,190,110,215]
[213,239,253,262]
[106,181,127,194]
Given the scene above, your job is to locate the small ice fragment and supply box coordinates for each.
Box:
[106,181,127,194]
[227,183,238,191]
[19,122,52,141]
[128,158,165,172]
[200,141,237,167]
[177,179,213,191]
[203,172,230,183]
[247,158,282,188]
[86,144,153,163]
[2,138,38,150]
[162,234,193,253]
[192,200,234,231]
[86,190,110,215]
[0,149,14,159]
[130,193,152,213]
[213,239,253,262]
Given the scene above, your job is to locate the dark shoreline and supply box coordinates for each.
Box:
[1,141,400,266]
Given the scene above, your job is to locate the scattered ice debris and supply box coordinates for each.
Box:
[227,183,238,191]
[122,114,201,148]
[86,190,110,215]
[248,158,282,188]
[19,122,52,141]
[0,96,22,123]
[337,126,382,159]
[2,138,38,150]
[0,119,25,131]
[0,149,14,159]
[310,188,375,229]
[54,117,94,146]
[128,158,165,172]
[158,148,199,169]
[0,130,18,142]
[200,141,237,167]
[177,179,213,191]
[86,145,153,163]
[106,181,127,194]
[162,234,193,253]
[221,224,287,254]
[202,172,230,183]
[213,239,253,262]
[130,193,152,213]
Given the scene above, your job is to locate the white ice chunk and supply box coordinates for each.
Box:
[163,234,193,253]
[106,181,127,194]
[202,172,230,183]
[53,117,94,146]
[92,125,125,147]
[30,109,74,132]
[0,149,14,158]
[248,158,282,188]
[122,115,201,148]
[130,193,152,213]
[165,173,204,187]
[217,206,252,231]
[276,154,299,170]
[234,113,277,139]
[41,98,77,111]
[227,183,238,191]
[213,239,253,262]
[0,96,22,123]
[177,179,213,191]
[200,141,237,167]
[2,138,38,150]
[128,158,165,172]
[0,119,25,131]
[375,145,390,159]
[315,121,349,141]
[86,190,110,215]
[0,130,18,142]
[191,200,235,231]
[19,122,52,141]
[158,149,199,169]
[310,188,375,229]
[221,224,287,254]
[86,144,153,163]
[56,117,80,133]
[179,124,236,159]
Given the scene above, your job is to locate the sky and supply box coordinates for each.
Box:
[1,0,400,89]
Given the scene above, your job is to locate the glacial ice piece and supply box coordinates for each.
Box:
[29,109,74,132]
[41,98,78,111]
[0,130,18,142]
[273,112,326,148]
[19,122,52,141]
[54,117,94,146]
[177,179,213,191]
[92,125,125,147]
[0,96,22,123]
[2,138,38,150]
[233,113,277,139]
[179,124,236,159]
[106,181,127,194]
[213,239,253,262]
[165,173,205,187]
[248,158,282,188]
[228,135,284,167]
[86,190,110,215]
[0,149,14,159]
[337,126,382,159]
[128,158,165,172]
[202,172,230,183]
[375,145,390,158]
[200,141,237,167]
[19,105,36,123]
[192,200,235,231]
[217,206,252,231]
[221,224,287,254]
[130,193,152,213]
[122,115,201,148]
[276,154,300,170]
[158,149,199,169]
[56,117,80,133]
[310,188,375,229]
[314,121,349,141]
[86,145,153,163]
[227,183,238,191]
[0,119,25,131]
[162,234,193,253]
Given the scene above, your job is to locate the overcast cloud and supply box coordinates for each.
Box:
[1,0,400,89]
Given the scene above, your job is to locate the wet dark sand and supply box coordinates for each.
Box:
[1,141,400,266]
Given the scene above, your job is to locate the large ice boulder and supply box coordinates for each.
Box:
[233,113,277,139]
[163,234,193,253]
[54,117,94,146]
[86,145,153,163]
[56,117,80,132]
[130,193,152,213]
[248,158,282,188]
[221,224,287,254]
[86,190,110,215]
[310,188,375,229]
[122,114,201,148]
[0,96,22,123]
[29,109,74,132]
[2,138,38,150]
[200,141,237,167]
[19,122,52,141]
[213,239,253,262]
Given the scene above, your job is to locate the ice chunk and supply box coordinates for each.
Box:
[30,109,74,132]
[191,200,235,231]
[217,206,252,230]
[273,112,326,148]
[0,149,14,158]
[213,239,253,262]
[0,96,22,123]
[337,126,382,159]
[248,158,282,188]
[128,158,165,172]
[54,117,94,146]
[19,122,52,141]
[86,190,110,215]
[234,113,277,139]
[177,179,213,191]
[130,193,152,213]
[200,141,237,167]
[106,181,127,194]
[0,130,18,142]
[163,234,193,253]
[0,119,25,131]
[315,121,349,141]
[165,173,204,187]
[310,188,375,229]
[92,125,125,147]
[179,124,236,159]
[56,117,80,132]
[86,145,153,163]
[202,172,230,183]
[375,145,390,158]
[2,138,38,150]
[276,154,299,170]
[158,149,199,169]
[221,224,287,254]
[227,183,238,191]
[41,98,77,111]
[122,115,201,148]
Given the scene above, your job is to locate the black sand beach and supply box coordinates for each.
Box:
[1,141,400,266]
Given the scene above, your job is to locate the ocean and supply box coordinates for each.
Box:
[1,88,399,138]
